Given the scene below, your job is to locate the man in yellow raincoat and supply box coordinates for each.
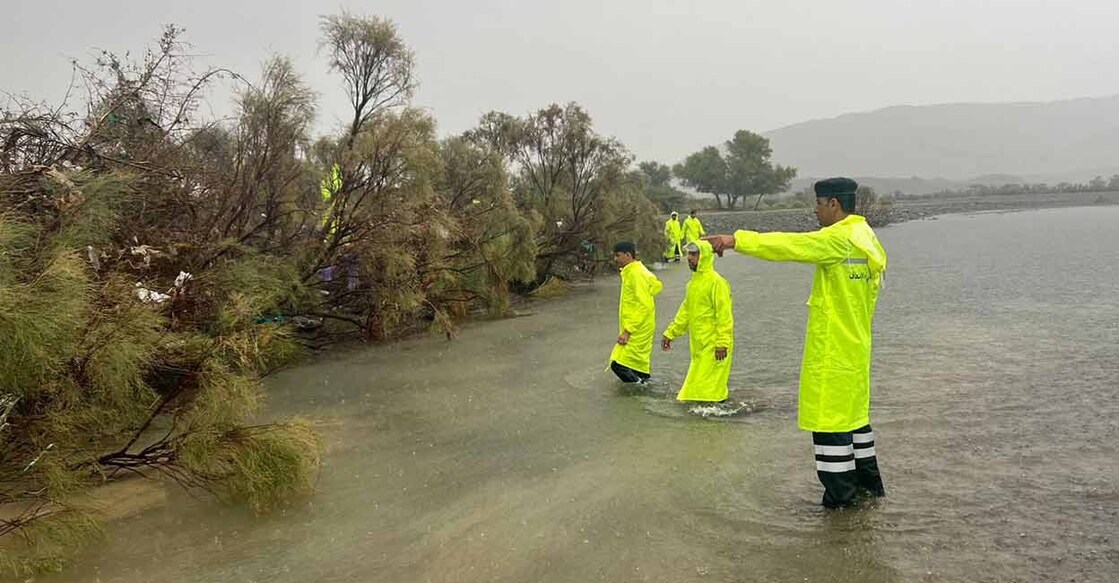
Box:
[706,177,887,508]
[661,240,734,402]
[609,241,664,383]
[664,212,683,262]
[682,209,706,244]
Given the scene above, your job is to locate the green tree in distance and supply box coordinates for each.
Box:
[638,161,687,212]
[673,146,728,208]
[724,130,797,210]
[675,132,796,210]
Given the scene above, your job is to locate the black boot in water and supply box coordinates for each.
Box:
[813,431,859,508]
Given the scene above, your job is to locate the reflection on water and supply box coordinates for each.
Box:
[39,207,1119,583]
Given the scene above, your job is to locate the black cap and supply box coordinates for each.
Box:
[814,177,858,197]
[612,241,636,255]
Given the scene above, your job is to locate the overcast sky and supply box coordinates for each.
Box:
[4,0,1118,164]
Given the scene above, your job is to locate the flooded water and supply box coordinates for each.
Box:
[39,207,1119,582]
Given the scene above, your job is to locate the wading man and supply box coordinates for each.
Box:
[609,241,663,383]
[661,241,734,402]
[682,209,706,245]
[706,177,887,508]
[664,211,683,262]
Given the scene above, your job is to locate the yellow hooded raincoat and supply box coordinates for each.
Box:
[663,241,734,402]
[609,261,664,374]
[664,216,683,260]
[733,214,887,432]
[682,215,706,244]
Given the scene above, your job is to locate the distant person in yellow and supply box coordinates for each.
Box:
[609,241,663,384]
[661,240,734,402]
[706,177,887,508]
[682,209,706,244]
[663,211,683,262]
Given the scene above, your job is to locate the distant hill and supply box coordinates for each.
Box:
[765,95,1119,185]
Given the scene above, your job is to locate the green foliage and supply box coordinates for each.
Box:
[45,170,136,250]
[0,11,674,576]
[183,361,264,431]
[674,146,728,208]
[638,161,672,187]
[528,275,571,299]
[724,130,797,210]
[319,12,416,130]
[855,186,895,227]
[638,162,688,212]
[469,103,660,281]
[0,507,103,576]
[173,418,320,514]
[0,247,89,399]
[72,281,164,432]
[674,131,798,209]
[589,170,663,264]
[198,421,321,513]
[433,136,537,315]
[0,202,321,575]
[211,255,307,332]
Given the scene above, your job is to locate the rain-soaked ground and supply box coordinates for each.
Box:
[38,206,1119,582]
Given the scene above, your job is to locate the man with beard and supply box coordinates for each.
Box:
[661,241,734,402]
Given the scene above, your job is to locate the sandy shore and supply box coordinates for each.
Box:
[693,190,1119,234]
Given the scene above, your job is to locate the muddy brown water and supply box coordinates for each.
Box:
[37,207,1119,582]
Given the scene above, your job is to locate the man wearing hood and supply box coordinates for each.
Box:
[664,212,683,262]
[661,240,734,402]
[706,177,888,508]
[609,241,664,384]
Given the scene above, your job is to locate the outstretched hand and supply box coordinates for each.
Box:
[661,336,673,352]
[703,235,735,257]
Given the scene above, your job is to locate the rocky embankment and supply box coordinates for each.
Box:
[694,191,1119,235]
[699,208,815,235]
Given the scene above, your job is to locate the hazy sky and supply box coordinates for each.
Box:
[4,0,1118,164]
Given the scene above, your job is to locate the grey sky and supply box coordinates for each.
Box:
[4,0,1118,165]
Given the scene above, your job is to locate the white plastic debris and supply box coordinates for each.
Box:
[174,271,193,288]
[134,282,171,304]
